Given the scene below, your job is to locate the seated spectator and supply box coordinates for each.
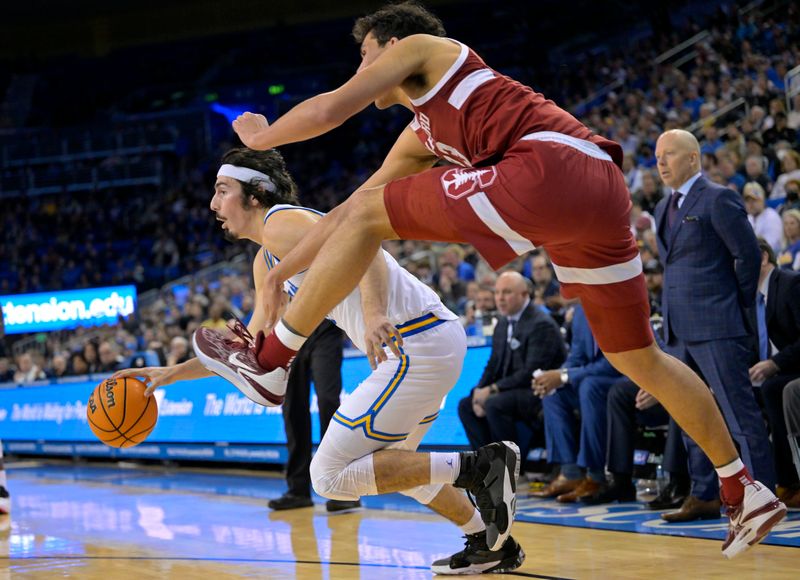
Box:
[750,240,800,508]
[201,301,228,330]
[97,341,122,373]
[780,178,800,213]
[763,112,797,150]
[744,182,783,252]
[771,149,800,200]
[529,252,564,321]
[464,284,498,337]
[643,259,664,317]
[744,154,772,193]
[47,354,70,379]
[82,341,100,374]
[633,170,663,216]
[70,352,89,375]
[777,209,800,270]
[0,358,14,382]
[166,336,192,366]
[13,352,46,383]
[585,376,689,506]
[458,271,566,452]
[434,262,466,314]
[531,303,621,503]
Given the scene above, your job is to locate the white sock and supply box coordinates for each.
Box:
[430,452,461,484]
[274,319,307,351]
[460,508,485,535]
[716,458,746,478]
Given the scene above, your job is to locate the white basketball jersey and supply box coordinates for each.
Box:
[262,205,457,352]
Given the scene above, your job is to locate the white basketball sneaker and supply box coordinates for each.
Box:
[192,320,288,408]
[721,481,787,559]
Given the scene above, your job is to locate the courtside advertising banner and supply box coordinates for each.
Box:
[1,285,137,334]
[0,346,490,457]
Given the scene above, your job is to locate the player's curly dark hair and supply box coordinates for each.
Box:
[352,1,446,45]
[220,148,298,209]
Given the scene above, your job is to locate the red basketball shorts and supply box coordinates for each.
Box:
[383,131,653,353]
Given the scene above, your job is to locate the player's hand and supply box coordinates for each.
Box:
[635,388,658,411]
[232,112,270,149]
[113,367,174,397]
[472,385,493,407]
[363,314,403,370]
[749,359,779,384]
[472,400,486,418]
[532,370,561,398]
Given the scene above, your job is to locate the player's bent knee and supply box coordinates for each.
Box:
[399,483,444,505]
[310,452,377,501]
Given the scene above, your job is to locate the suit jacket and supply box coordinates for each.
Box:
[562,304,621,383]
[478,303,566,391]
[766,267,800,374]
[654,175,760,342]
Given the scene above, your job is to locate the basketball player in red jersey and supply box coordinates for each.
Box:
[197,2,786,557]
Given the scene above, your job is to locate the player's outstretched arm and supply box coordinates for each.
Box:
[113,358,211,397]
[232,35,431,150]
[259,125,437,330]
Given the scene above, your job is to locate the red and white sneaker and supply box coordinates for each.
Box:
[722,481,787,559]
[192,321,288,408]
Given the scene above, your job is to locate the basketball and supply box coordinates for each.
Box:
[86,377,158,448]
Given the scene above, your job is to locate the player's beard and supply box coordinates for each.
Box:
[222,228,239,243]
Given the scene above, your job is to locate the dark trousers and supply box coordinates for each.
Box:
[784,379,800,482]
[458,388,542,451]
[667,336,776,500]
[606,378,688,477]
[761,373,800,488]
[283,320,343,497]
[543,375,618,470]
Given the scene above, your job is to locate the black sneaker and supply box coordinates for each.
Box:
[325,499,362,514]
[431,532,525,575]
[454,441,520,551]
[267,492,313,511]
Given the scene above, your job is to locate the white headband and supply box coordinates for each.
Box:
[217,164,277,193]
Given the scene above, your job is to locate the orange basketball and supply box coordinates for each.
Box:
[86,377,158,448]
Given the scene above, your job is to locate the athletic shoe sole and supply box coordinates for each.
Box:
[722,501,787,559]
[483,441,520,551]
[431,543,526,575]
[193,328,287,407]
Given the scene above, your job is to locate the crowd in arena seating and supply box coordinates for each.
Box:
[0,4,800,502]
[2,1,799,390]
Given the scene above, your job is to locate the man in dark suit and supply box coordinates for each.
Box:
[653,129,776,522]
[531,303,622,502]
[750,239,800,508]
[458,271,566,451]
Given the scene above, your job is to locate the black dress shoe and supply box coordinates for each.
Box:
[583,481,637,505]
[647,479,690,510]
[325,499,362,514]
[268,492,314,511]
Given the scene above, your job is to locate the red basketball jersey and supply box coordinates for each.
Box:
[408,40,623,169]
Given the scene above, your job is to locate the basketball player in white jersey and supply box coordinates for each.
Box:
[116,148,524,575]
[198,2,785,557]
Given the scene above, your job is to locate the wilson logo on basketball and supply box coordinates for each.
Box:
[105,381,117,407]
[440,167,497,199]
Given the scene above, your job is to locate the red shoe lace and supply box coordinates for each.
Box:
[224,316,256,348]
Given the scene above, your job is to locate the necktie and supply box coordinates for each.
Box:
[667,190,683,230]
[502,319,516,375]
[756,292,769,361]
